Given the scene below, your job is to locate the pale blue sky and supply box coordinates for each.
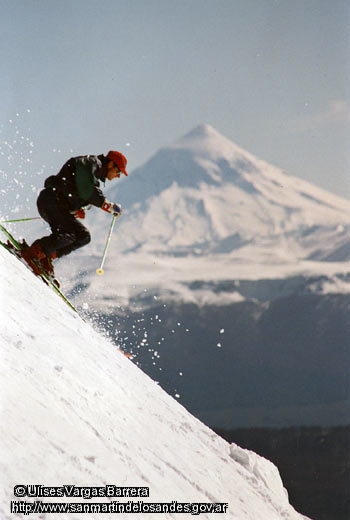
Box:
[1,0,350,202]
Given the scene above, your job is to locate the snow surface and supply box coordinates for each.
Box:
[0,247,309,519]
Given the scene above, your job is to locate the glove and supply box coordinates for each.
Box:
[73,208,86,219]
[102,200,122,217]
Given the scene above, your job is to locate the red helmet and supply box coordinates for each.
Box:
[107,150,128,176]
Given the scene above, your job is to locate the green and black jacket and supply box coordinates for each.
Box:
[44,155,107,212]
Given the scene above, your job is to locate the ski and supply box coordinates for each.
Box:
[0,224,133,358]
[0,224,79,314]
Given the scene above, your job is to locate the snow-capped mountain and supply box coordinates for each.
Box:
[93,123,349,261]
[51,123,349,312]
[0,246,309,520]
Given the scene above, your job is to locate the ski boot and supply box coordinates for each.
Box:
[20,242,60,287]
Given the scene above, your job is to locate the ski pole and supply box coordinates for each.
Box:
[96,214,117,275]
[0,217,41,223]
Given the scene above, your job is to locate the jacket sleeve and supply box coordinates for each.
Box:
[89,186,105,208]
[75,156,105,207]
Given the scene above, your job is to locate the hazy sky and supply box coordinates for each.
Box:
[1,0,350,200]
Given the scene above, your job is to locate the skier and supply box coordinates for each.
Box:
[22,150,128,276]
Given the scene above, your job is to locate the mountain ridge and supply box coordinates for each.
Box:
[111,123,348,208]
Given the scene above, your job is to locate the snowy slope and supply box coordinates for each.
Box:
[0,247,309,519]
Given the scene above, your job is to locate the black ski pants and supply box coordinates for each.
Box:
[35,189,91,258]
